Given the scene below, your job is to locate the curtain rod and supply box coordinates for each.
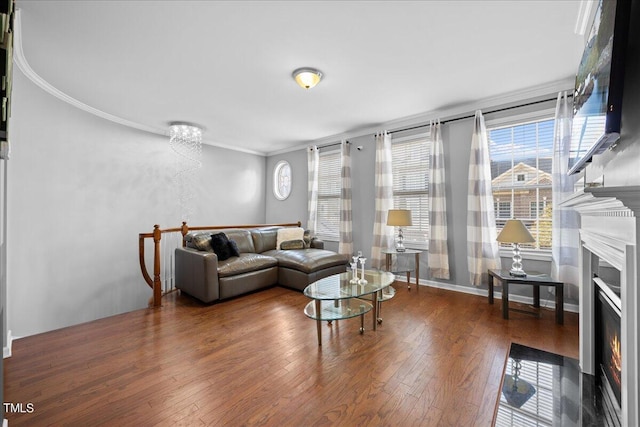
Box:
[387,94,572,135]
[309,140,349,151]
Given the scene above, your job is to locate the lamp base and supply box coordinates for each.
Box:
[509,269,527,277]
[395,244,406,253]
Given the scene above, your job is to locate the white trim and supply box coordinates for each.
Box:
[13,10,265,158]
[393,277,579,313]
[484,107,555,129]
[3,329,12,358]
[574,0,596,36]
[390,131,430,144]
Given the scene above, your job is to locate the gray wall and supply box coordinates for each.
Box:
[8,69,266,338]
[266,98,567,304]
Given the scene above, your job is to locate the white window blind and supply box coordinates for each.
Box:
[391,135,430,248]
[489,118,554,251]
[316,150,341,240]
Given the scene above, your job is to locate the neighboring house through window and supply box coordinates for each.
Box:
[489,116,554,250]
[391,134,430,249]
[316,150,341,240]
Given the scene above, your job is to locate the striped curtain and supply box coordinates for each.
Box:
[371,132,394,269]
[428,121,450,279]
[467,111,501,286]
[307,145,319,235]
[551,92,579,298]
[338,140,353,256]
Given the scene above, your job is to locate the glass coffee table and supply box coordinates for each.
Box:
[303,270,395,346]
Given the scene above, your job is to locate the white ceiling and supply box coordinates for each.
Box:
[16,1,586,155]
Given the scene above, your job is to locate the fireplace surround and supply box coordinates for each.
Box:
[561,186,640,427]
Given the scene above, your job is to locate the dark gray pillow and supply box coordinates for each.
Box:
[210,233,232,260]
[228,239,240,257]
[303,230,312,248]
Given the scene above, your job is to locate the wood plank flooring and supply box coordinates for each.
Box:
[4,283,578,426]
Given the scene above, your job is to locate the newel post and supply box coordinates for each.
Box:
[152,224,162,308]
[181,221,189,247]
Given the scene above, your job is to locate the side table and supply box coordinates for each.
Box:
[382,248,421,291]
[488,269,564,325]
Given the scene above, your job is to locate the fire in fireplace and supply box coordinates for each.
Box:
[609,334,622,389]
[595,278,622,426]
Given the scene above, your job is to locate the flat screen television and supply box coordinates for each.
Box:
[568,0,631,175]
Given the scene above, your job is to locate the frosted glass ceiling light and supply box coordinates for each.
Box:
[292,67,323,89]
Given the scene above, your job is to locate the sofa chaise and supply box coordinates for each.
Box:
[175,226,349,303]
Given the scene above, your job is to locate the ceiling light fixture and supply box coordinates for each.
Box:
[169,122,203,221]
[292,67,323,89]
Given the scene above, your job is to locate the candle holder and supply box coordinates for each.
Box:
[358,257,368,285]
[351,256,360,282]
[350,262,359,283]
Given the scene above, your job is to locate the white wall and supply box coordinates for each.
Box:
[8,69,266,338]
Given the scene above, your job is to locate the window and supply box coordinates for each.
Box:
[391,134,430,248]
[316,150,341,240]
[494,201,512,219]
[273,160,292,200]
[489,117,554,250]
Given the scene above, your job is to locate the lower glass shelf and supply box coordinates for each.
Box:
[304,299,372,321]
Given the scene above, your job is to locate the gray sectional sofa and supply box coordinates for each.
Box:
[175,227,349,303]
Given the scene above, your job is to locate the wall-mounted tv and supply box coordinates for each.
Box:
[568,0,631,175]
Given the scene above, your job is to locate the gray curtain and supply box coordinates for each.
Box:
[338,140,353,256]
[428,121,450,279]
[551,91,580,299]
[467,111,501,286]
[307,145,319,235]
[371,132,394,269]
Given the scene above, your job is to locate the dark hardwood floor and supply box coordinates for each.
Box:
[4,283,578,426]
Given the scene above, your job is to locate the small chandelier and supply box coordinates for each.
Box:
[292,67,323,89]
[169,123,203,222]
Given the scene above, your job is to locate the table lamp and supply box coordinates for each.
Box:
[387,209,412,252]
[496,219,535,277]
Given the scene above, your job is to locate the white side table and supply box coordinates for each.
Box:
[382,248,421,291]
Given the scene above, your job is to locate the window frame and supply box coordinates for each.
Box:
[486,108,555,259]
[315,149,341,242]
[391,132,430,250]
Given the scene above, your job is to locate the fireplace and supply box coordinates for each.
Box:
[595,277,622,426]
[560,186,640,427]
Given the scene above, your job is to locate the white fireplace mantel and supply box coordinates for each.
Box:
[561,185,640,427]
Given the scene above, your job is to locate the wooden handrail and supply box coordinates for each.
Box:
[139,221,303,307]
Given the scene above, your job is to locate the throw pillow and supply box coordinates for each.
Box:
[276,227,305,250]
[192,234,213,252]
[280,239,305,250]
[228,239,240,257]
[303,229,312,248]
[210,232,232,261]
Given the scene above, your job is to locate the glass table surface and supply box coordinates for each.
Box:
[303,270,395,300]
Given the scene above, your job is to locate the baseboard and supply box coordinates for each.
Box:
[393,277,579,313]
[3,329,12,358]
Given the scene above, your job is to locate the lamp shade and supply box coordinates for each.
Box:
[496,219,535,244]
[387,209,413,227]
